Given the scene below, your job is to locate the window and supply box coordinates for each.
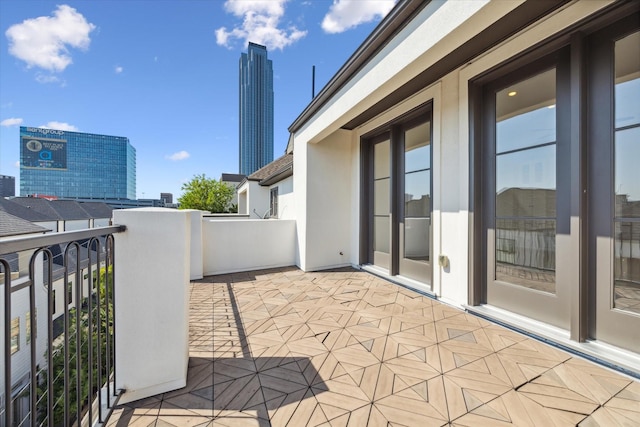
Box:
[270,187,278,218]
[494,68,557,292]
[612,30,640,314]
[11,317,19,354]
[26,311,36,342]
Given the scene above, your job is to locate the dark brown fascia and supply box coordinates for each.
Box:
[287,0,428,135]
[288,0,570,134]
[259,165,293,187]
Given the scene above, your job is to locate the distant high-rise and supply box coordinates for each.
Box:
[239,42,274,175]
[19,126,136,199]
[0,174,15,197]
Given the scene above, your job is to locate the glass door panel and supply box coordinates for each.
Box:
[613,32,640,315]
[494,69,557,292]
[595,30,640,352]
[373,139,391,270]
[487,67,570,329]
[400,121,431,284]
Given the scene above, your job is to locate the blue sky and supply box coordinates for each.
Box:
[0,0,396,199]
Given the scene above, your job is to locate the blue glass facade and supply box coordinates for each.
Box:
[19,127,136,199]
[239,42,274,175]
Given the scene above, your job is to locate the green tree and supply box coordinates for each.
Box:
[178,174,235,213]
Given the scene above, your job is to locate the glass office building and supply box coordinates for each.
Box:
[239,42,274,175]
[19,127,136,199]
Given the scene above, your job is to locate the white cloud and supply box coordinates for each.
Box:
[322,0,396,34]
[166,151,190,161]
[39,121,79,131]
[35,73,63,85]
[215,0,307,51]
[5,4,96,72]
[0,118,23,127]
[115,65,123,74]
[14,161,20,168]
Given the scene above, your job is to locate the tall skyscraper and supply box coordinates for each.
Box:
[239,42,274,175]
[20,126,136,199]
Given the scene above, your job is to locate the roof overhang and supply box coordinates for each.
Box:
[288,0,571,134]
[259,165,293,187]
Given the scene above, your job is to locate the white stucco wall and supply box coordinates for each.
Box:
[113,208,190,404]
[271,175,294,220]
[240,180,270,218]
[238,185,248,215]
[301,129,354,271]
[202,219,296,275]
[186,210,203,280]
[294,140,308,269]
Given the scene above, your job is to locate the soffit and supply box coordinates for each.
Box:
[342,0,571,130]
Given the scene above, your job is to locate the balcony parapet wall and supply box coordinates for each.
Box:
[202,219,296,275]
[113,208,191,404]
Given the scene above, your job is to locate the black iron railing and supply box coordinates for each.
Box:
[1,226,125,427]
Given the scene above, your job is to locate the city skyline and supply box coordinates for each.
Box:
[0,1,398,199]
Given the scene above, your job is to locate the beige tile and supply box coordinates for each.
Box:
[374,397,448,426]
[580,406,639,427]
[267,388,311,426]
[154,415,213,426]
[107,267,640,427]
[438,339,495,373]
[285,389,324,427]
[517,382,599,414]
[457,389,588,427]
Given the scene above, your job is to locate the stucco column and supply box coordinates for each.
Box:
[112,208,190,404]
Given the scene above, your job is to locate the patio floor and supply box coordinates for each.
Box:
[107,267,640,426]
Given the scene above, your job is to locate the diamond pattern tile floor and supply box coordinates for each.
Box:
[106,267,640,426]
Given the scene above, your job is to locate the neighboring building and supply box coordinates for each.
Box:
[287,0,640,370]
[237,153,293,219]
[77,201,114,227]
[3,197,113,231]
[160,193,173,205]
[19,126,136,199]
[2,196,61,231]
[0,174,15,197]
[239,42,274,175]
[220,173,246,209]
[0,211,48,239]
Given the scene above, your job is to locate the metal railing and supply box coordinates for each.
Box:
[1,226,125,427]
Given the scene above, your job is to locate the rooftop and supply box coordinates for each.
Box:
[244,153,293,187]
[107,267,640,426]
[0,211,48,237]
[0,198,51,222]
[3,197,113,222]
[4,197,61,221]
